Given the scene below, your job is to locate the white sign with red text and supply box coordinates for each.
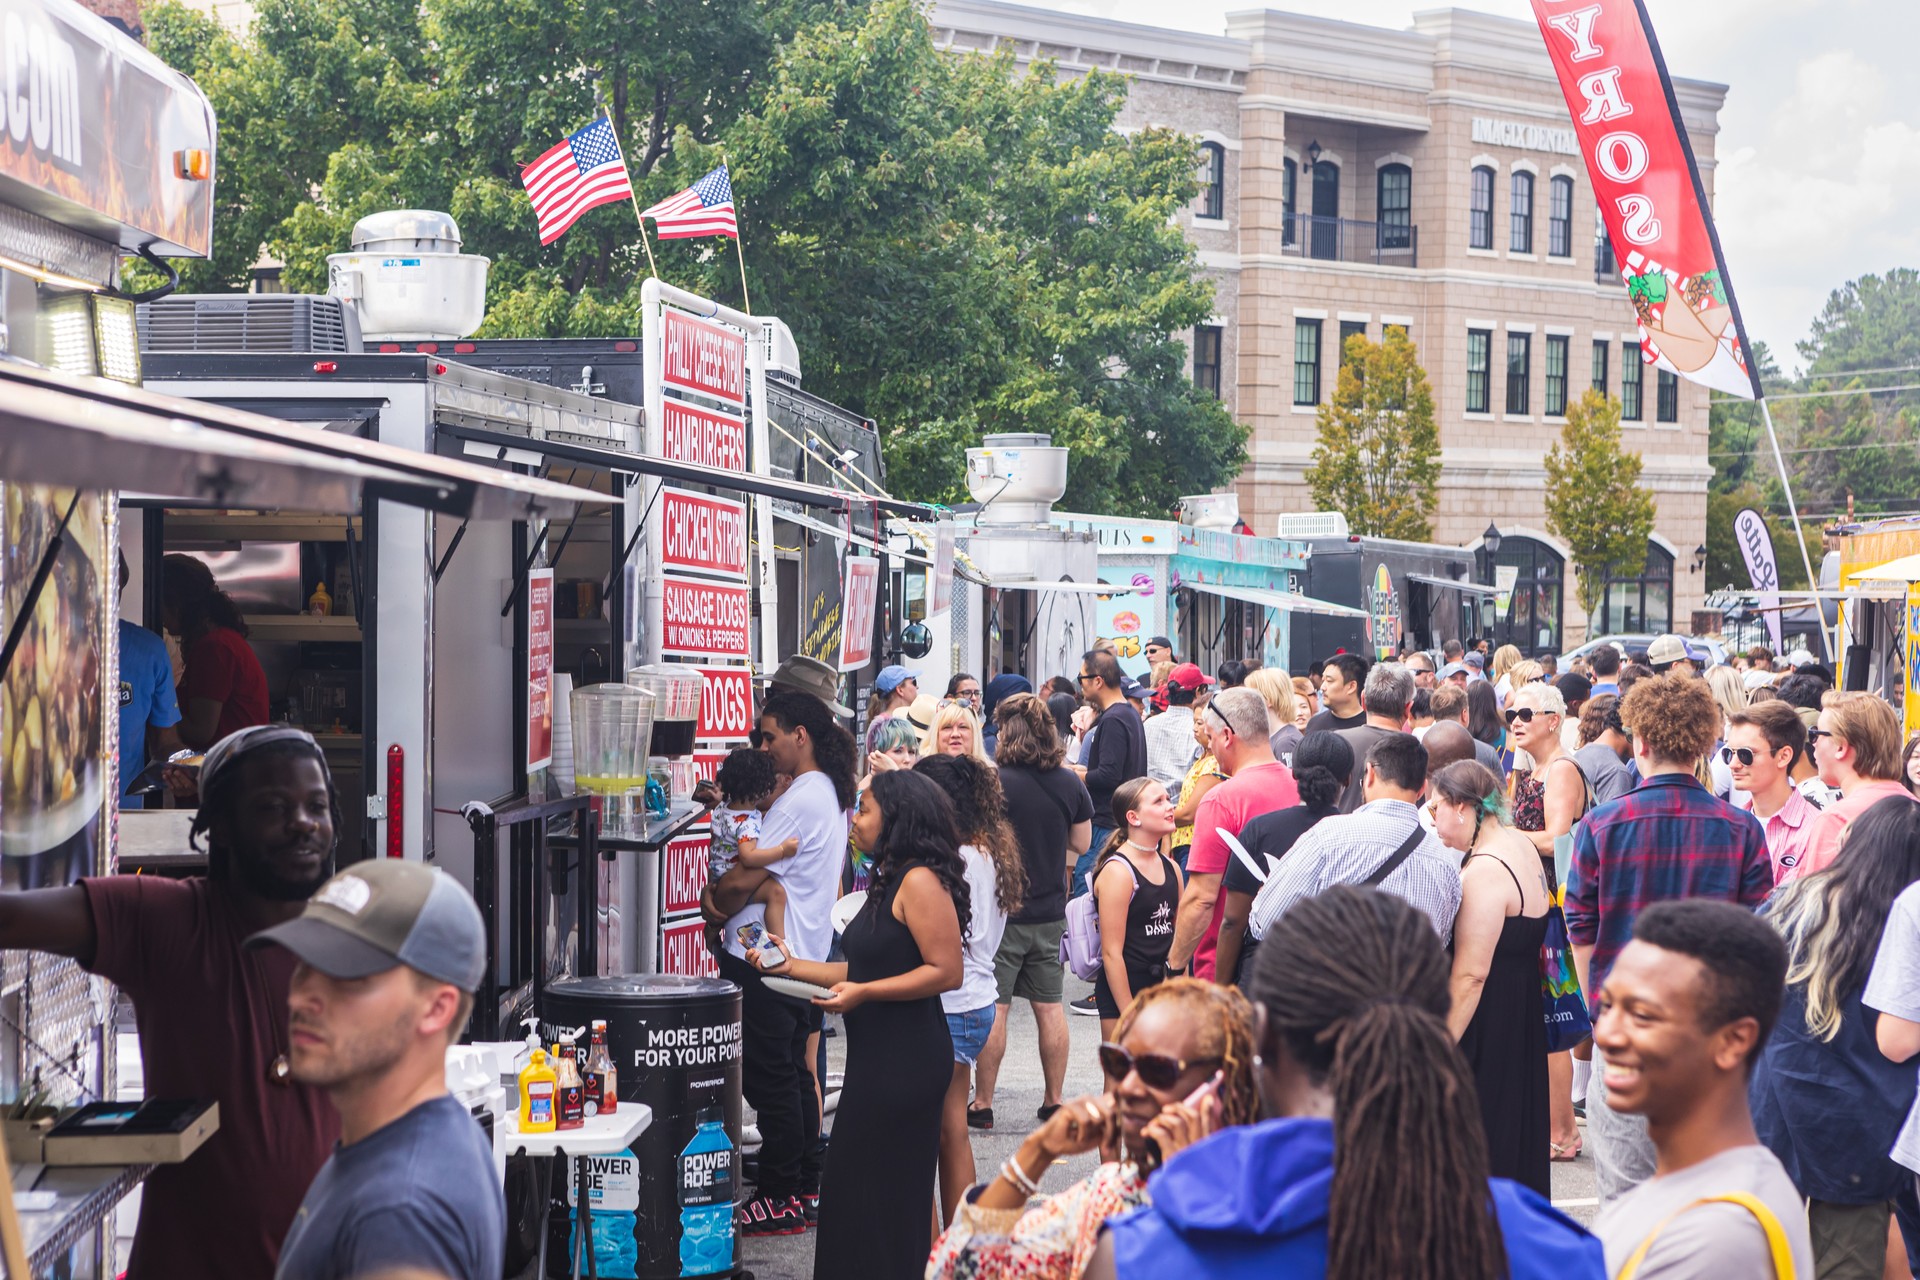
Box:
[662,307,747,406]
[660,399,748,472]
[662,834,712,917]
[660,915,721,978]
[838,556,880,672]
[698,666,755,742]
[660,577,751,659]
[661,488,749,580]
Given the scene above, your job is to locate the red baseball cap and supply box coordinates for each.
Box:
[1167,663,1211,691]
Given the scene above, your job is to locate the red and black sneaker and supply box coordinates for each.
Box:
[736,1192,807,1237]
[799,1192,820,1224]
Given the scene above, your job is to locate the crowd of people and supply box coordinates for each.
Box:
[724,632,1920,1280]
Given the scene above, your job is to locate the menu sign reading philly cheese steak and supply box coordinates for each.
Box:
[660,308,747,407]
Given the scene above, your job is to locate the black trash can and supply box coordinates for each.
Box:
[540,974,743,1278]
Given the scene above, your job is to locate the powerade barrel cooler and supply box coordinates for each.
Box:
[541,975,744,1278]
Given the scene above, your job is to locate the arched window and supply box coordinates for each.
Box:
[1600,541,1675,635]
[1469,165,1494,250]
[1510,170,1534,253]
[1478,535,1566,655]
[1548,175,1573,258]
[1196,142,1225,221]
[1377,163,1412,250]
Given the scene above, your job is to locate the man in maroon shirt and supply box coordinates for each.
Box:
[0,725,342,1279]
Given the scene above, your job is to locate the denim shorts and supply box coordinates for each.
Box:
[945,1003,996,1066]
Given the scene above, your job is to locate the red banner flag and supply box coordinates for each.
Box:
[1531,0,1760,399]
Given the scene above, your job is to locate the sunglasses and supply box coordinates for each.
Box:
[1206,705,1254,740]
[1719,745,1764,767]
[1807,729,1835,744]
[1503,707,1552,726]
[1097,1042,1222,1091]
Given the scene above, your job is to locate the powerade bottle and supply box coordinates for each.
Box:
[677,1108,735,1276]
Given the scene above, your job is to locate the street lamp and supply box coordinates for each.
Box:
[1305,140,1323,170]
[1481,523,1502,583]
[1691,544,1708,573]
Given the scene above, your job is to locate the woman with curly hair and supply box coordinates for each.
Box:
[750,769,968,1278]
[928,978,1260,1280]
[915,752,1028,1225]
[1429,760,1553,1196]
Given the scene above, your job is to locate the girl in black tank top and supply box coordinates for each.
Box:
[1092,779,1185,1033]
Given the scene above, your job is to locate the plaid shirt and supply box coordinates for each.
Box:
[1565,772,1772,1012]
[1143,706,1200,795]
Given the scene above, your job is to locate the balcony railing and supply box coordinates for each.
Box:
[1281,214,1418,268]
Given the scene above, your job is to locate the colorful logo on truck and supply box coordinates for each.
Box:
[1366,564,1400,661]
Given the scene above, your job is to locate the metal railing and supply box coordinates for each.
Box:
[1281,215,1418,267]
[464,792,599,1041]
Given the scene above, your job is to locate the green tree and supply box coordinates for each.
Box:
[141,0,1247,518]
[1543,390,1657,618]
[1785,270,1920,516]
[1707,339,1778,499]
[1303,330,1440,539]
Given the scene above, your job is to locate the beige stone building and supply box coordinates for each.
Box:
[933,0,1722,652]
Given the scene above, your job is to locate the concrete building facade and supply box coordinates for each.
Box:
[933,0,1722,652]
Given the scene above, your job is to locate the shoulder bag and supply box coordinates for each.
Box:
[1540,884,1593,1052]
[1613,1191,1797,1280]
[1361,822,1428,889]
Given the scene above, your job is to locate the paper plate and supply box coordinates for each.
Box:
[763,975,835,1002]
[830,892,867,936]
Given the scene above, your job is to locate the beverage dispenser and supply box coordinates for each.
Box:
[627,665,703,806]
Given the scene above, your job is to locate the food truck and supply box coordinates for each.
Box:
[1830,517,1920,733]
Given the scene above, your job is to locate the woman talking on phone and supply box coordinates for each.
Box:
[928,979,1259,1280]
[749,769,968,1278]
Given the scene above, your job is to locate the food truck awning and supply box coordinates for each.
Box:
[437,422,938,518]
[0,375,451,514]
[1845,554,1920,588]
[1406,574,1499,596]
[990,580,1138,595]
[0,362,601,522]
[1186,580,1369,619]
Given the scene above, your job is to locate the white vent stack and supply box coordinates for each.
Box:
[326,211,490,342]
[1275,511,1352,539]
[1179,492,1240,530]
[965,433,1068,526]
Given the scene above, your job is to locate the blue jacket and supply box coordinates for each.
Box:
[1108,1117,1604,1280]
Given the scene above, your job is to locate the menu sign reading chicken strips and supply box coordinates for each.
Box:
[1531,0,1761,399]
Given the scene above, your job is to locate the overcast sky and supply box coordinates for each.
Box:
[1032,0,1919,374]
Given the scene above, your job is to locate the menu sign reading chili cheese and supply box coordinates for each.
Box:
[661,308,747,406]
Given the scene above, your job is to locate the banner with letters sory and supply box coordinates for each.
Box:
[1530,0,1760,399]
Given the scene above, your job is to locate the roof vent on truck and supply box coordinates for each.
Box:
[326,209,491,343]
[1276,511,1351,540]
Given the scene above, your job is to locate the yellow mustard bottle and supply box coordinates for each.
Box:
[308,581,332,616]
[519,1047,558,1133]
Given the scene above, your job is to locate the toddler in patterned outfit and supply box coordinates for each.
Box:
[708,748,797,944]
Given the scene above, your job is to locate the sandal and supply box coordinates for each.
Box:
[1550,1136,1583,1162]
[966,1106,993,1131]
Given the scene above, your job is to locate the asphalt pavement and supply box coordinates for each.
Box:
[738,976,1597,1280]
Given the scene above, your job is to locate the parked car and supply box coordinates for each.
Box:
[1562,633,1728,669]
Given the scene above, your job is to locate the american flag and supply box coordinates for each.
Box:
[640,165,738,240]
[520,118,635,246]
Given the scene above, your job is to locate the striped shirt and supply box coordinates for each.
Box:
[1143,707,1200,795]
[1246,798,1463,945]
[1566,772,1772,1013]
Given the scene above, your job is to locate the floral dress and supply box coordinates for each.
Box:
[927,1162,1150,1280]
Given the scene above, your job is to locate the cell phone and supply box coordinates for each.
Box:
[1182,1069,1225,1109]
[736,919,786,968]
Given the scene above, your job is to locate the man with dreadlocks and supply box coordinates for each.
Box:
[0,725,342,1280]
[1091,887,1603,1280]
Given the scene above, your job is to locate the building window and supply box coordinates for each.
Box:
[1338,320,1367,366]
[1480,535,1566,655]
[1506,333,1531,415]
[1510,171,1534,253]
[1385,322,1409,341]
[1621,345,1643,420]
[1595,208,1617,281]
[1656,369,1679,422]
[1545,335,1569,417]
[1192,325,1222,398]
[1282,159,1297,247]
[1466,329,1491,413]
[1470,166,1494,250]
[1294,319,1321,405]
[1591,339,1609,396]
[1377,163,1411,250]
[1548,175,1573,258]
[1196,142,1225,221]
[1601,541,1675,635]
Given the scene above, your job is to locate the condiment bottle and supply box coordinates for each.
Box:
[585,1019,617,1116]
[554,1040,586,1131]
[308,581,332,616]
[518,1048,557,1133]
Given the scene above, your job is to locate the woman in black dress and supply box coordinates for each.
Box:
[750,769,969,1278]
[1428,760,1552,1198]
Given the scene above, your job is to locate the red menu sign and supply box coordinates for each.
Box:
[526,568,554,770]
[661,488,749,579]
[838,556,880,672]
[660,577,751,659]
[662,307,747,406]
[698,666,755,741]
[660,916,721,978]
[662,833,711,916]
[692,750,729,790]
[661,400,748,472]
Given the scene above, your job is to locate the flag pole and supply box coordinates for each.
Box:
[1759,396,1831,662]
[722,152,751,314]
[599,104,659,279]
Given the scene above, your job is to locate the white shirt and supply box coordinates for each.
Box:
[1247,798,1463,945]
[723,770,847,963]
[944,845,1009,1014]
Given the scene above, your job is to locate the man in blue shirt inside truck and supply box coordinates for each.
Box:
[117,551,184,807]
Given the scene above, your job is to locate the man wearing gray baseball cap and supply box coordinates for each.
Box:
[251,860,503,1280]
